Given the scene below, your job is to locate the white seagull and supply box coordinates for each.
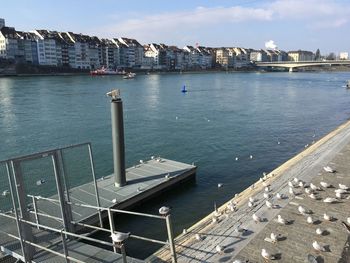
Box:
[252,213,261,223]
[309,193,317,199]
[248,201,254,208]
[335,189,347,194]
[261,248,275,260]
[288,181,295,188]
[249,197,256,203]
[159,206,170,216]
[305,188,313,195]
[270,233,278,243]
[323,197,337,203]
[336,192,343,199]
[216,245,224,254]
[195,233,203,241]
[323,166,335,173]
[312,240,325,252]
[277,214,286,225]
[265,186,270,192]
[316,228,323,235]
[323,213,332,221]
[266,200,274,209]
[310,183,320,191]
[298,205,307,215]
[111,231,130,244]
[293,177,299,184]
[263,193,271,199]
[347,217,350,224]
[320,181,331,188]
[339,184,349,190]
[307,216,314,224]
[276,193,285,200]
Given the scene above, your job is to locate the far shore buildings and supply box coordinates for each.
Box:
[1,17,336,71]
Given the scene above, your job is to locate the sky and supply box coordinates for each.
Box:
[1,0,349,54]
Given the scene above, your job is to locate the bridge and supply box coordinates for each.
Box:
[255,60,350,72]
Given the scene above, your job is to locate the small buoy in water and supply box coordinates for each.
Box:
[181,85,187,93]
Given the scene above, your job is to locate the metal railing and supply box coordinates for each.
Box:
[26,194,177,262]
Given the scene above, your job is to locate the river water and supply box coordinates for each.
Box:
[1,71,350,258]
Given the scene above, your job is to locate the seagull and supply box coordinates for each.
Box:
[323,197,337,203]
[36,179,46,186]
[307,216,314,224]
[276,193,285,200]
[218,183,223,188]
[305,188,313,195]
[323,166,335,173]
[227,203,236,212]
[277,214,286,225]
[310,183,320,191]
[336,192,343,199]
[235,157,239,161]
[266,200,274,209]
[139,159,144,164]
[252,213,261,223]
[277,141,281,145]
[320,181,331,188]
[347,217,350,224]
[298,205,307,215]
[235,226,248,233]
[248,201,254,208]
[195,233,203,241]
[263,193,271,199]
[316,228,323,235]
[1,190,10,197]
[261,248,275,261]
[159,206,170,216]
[309,193,317,199]
[265,186,270,192]
[288,181,295,188]
[182,229,187,234]
[233,260,242,263]
[151,156,155,160]
[249,155,253,159]
[298,181,305,188]
[312,240,325,252]
[339,184,349,190]
[249,197,256,203]
[270,233,278,243]
[335,188,347,194]
[216,245,224,254]
[293,178,299,184]
[112,198,117,204]
[111,232,130,244]
[305,144,309,148]
[212,216,218,223]
[323,213,332,221]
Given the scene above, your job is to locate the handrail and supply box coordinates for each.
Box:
[28,194,164,219]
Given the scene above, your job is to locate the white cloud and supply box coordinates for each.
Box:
[92,0,350,45]
[265,40,278,49]
[95,6,273,42]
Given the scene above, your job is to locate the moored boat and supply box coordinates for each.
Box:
[123,72,136,79]
[90,67,125,76]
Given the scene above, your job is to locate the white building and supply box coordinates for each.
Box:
[115,37,143,68]
[66,32,91,69]
[0,27,20,60]
[32,30,59,66]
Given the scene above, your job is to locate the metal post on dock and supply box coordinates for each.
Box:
[165,214,177,263]
[107,89,126,187]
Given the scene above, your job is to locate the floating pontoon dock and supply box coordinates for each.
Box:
[0,89,196,262]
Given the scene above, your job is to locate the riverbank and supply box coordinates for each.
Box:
[1,65,350,78]
[150,119,350,262]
